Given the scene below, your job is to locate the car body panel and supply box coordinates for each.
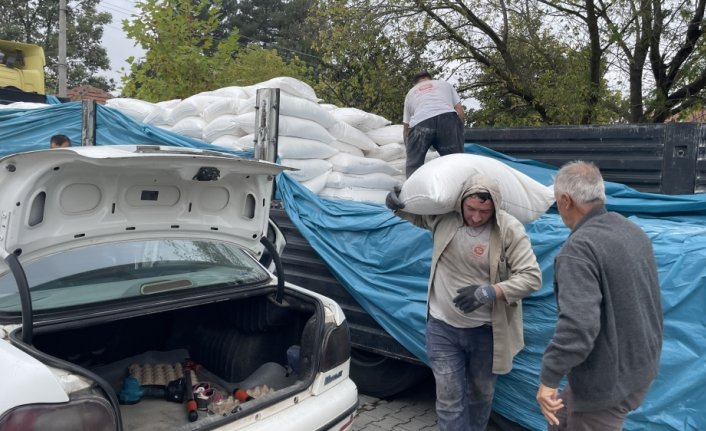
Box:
[0,338,68,411]
[0,145,290,263]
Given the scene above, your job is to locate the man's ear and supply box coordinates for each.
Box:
[558,193,572,210]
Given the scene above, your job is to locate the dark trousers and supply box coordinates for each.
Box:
[549,384,650,431]
[405,111,464,177]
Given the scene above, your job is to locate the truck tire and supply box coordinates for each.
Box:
[350,348,430,398]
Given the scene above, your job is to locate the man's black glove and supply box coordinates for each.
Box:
[453,284,496,313]
[385,186,405,211]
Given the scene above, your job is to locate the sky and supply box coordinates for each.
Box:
[96,0,144,93]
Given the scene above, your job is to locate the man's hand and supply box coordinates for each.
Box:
[453,284,496,313]
[536,383,564,426]
[385,186,405,211]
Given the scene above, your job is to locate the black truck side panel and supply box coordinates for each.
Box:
[465,123,706,194]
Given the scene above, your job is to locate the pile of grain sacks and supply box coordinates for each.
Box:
[105,77,438,204]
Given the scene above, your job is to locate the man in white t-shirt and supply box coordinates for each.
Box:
[403,71,465,177]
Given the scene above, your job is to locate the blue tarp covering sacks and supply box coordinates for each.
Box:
[1,104,704,430]
[278,145,706,431]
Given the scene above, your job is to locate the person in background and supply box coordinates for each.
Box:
[50,134,72,148]
[536,161,663,431]
[402,70,465,178]
[386,175,542,431]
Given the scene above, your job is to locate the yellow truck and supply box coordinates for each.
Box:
[0,39,45,95]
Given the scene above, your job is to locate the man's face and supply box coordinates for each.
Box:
[462,195,495,228]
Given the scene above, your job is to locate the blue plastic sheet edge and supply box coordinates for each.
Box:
[277,145,706,431]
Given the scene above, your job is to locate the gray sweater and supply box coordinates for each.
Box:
[540,207,663,411]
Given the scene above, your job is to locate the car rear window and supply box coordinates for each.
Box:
[0,238,270,313]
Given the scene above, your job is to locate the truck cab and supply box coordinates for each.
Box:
[0,39,45,95]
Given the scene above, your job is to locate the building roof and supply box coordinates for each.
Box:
[66,85,113,104]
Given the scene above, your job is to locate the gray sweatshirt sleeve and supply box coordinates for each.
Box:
[539,253,603,388]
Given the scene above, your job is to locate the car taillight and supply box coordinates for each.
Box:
[0,396,116,431]
[320,319,351,372]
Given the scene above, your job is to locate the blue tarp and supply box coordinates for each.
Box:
[277,144,706,431]
[1,104,704,430]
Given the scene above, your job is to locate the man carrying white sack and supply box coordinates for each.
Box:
[386,175,542,431]
[403,70,465,177]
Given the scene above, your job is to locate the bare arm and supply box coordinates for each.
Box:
[403,123,409,145]
[454,103,465,123]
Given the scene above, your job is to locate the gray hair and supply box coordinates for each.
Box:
[553,161,606,205]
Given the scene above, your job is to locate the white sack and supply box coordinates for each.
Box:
[240,93,337,129]
[171,116,206,139]
[364,142,406,162]
[388,157,406,173]
[328,152,401,176]
[319,103,338,111]
[366,125,404,145]
[143,105,172,126]
[329,140,365,157]
[328,121,377,151]
[301,171,330,194]
[326,172,401,190]
[281,159,333,182]
[237,113,335,144]
[210,135,248,151]
[202,98,242,123]
[105,98,156,122]
[203,115,245,142]
[278,136,338,159]
[210,86,250,99]
[236,134,256,149]
[170,94,226,124]
[398,153,555,224]
[331,107,390,132]
[249,77,319,102]
[319,187,390,204]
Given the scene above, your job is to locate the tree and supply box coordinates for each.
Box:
[121,0,312,102]
[308,0,436,123]
[0,0,114,92]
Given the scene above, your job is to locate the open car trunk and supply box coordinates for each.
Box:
[28,290,322,431]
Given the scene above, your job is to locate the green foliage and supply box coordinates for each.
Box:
[308,0,435,123]
[0,0,113,92]
[122,0,311,102]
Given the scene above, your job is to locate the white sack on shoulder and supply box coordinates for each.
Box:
[319,187,390,204]
[328,152,401,176]
[398,153,555,224]
[278,136,338,159]
[328,121,377,151]
[366,125,404,145]
[326,171,401,190]
[331,107,391,132]
[281,158,333,182]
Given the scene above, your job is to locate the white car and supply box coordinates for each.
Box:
[0,145,358,431]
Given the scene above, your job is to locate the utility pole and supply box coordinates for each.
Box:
[58,0,68,97]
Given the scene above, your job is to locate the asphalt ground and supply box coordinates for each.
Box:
[352,374,524,431]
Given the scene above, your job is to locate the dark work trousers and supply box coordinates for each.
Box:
[549,384,650,431]
[405,111,464,177]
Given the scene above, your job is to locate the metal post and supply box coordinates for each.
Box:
[254,88,280,163]
[81,99,96,146]
[58,0,68,97]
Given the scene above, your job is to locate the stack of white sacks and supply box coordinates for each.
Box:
[105,77,426,204]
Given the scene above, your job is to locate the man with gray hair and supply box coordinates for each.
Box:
[536,161,663,430]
